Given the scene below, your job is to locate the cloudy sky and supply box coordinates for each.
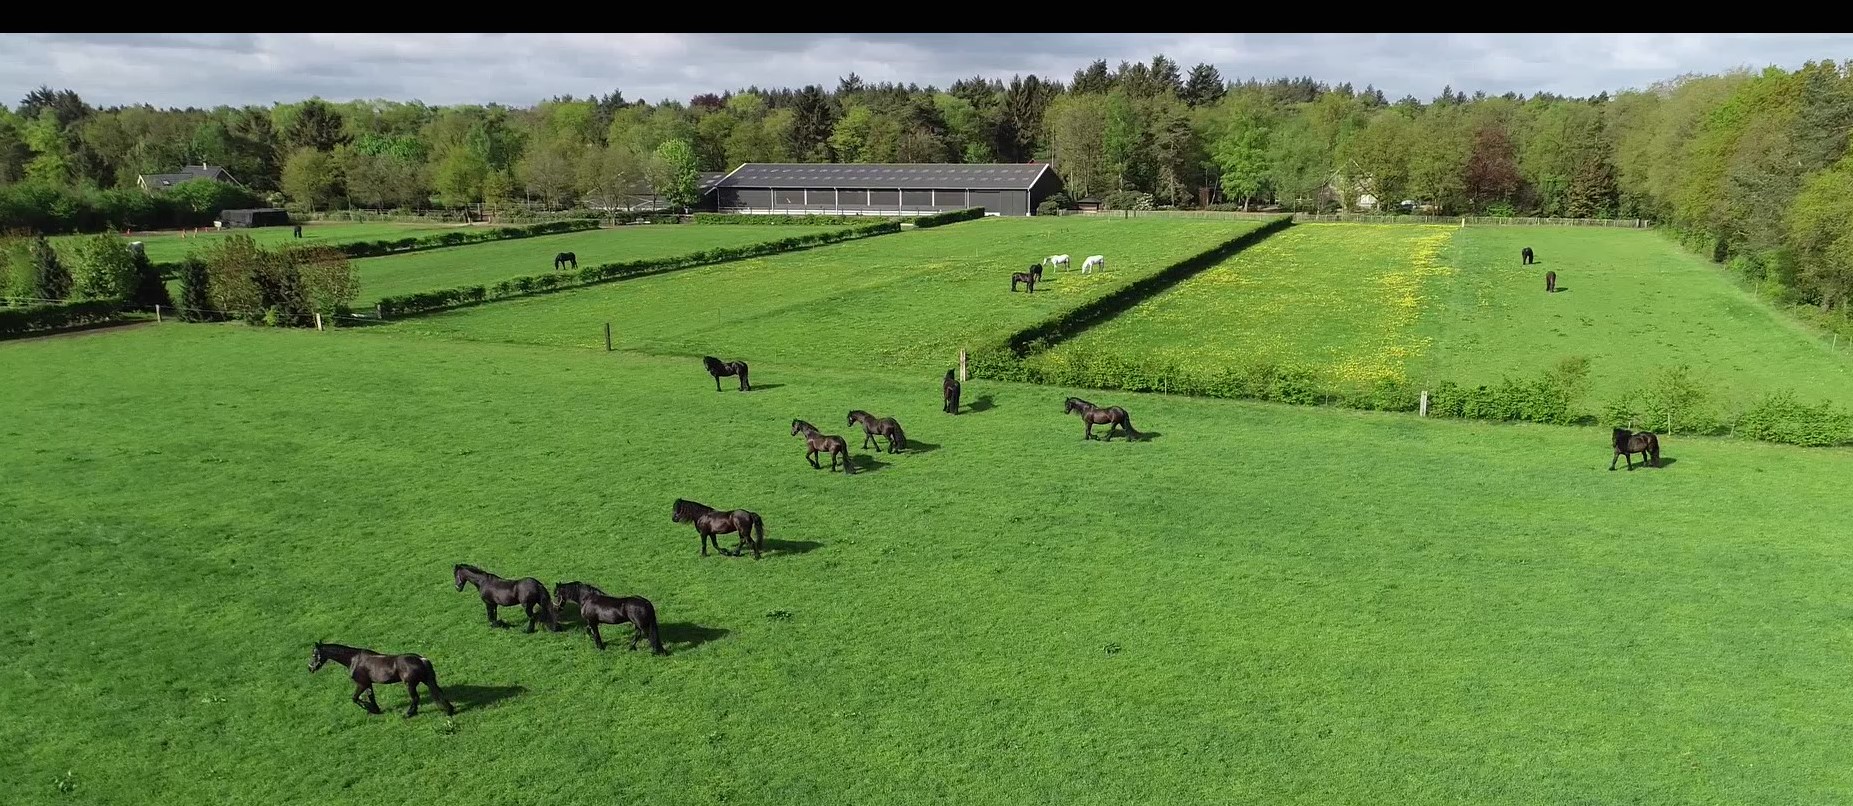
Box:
[2,33,1847,109]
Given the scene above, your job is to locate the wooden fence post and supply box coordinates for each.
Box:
[154,304,162,323]
[376,303,385,320]
[604,322,613,351]
[314,312,324,331]
[958,350,968,383]
[1419,390,1429,417]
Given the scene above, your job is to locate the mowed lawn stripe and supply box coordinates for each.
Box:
[383,216,1266,371]
[353,223,846,301]
[3,325,1853,803]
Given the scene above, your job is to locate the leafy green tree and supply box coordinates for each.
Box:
[21,236,72,300]
[23,109,71,186]
[1181,64,1226,107]
[433,148,489,207]
[72,233,137,300]
[1213,122,1271,210]
[178,256,213,320]
[1786,154,1853,310]
[516,137,583,207]
[1045,94,1110,198]
[284,98,351,151]
[652,138,701,210]
[127,246,173,309]
[281,147,340,210]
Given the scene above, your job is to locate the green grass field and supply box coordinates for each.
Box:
[54,221,483,264]
[351,223,846,301]
[1037,222,1853,408]
[6,324,1853,804]
[380,216,1265,371]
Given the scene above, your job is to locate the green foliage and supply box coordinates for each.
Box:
[1603,364,1720,435]
[651,138,701,210]
[376,221,900,317]
[0,298,122,335]
[0,181,263,235]
[20,236,72,300]
[197,235,358,326]
[693,213,896,226]
[127,247,173,309]
[1099,191,1154,211]
[178,256,213,321]
[1036,199,1063,216]
[331,219,598,259]
[71,233,138,300]
[1735,390,1853,446]
[281,147,342,211]
[911,207,985,228]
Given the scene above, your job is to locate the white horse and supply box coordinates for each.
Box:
[1044,254,1070,270]
[1081,255,1105,274]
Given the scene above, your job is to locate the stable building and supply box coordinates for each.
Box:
[709,163,1063,217]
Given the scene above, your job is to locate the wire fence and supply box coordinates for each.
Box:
[1059,208,1654,227]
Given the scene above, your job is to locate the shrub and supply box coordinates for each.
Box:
[0,298,124,336]
[197,236,358,326]
[1101,191,1155,211]
[694,213,898,226]
[1735,390,1853,446]
[913,207,985,228]
[72,233,139,301]
[127,248,173,310]
[1604,364,1721,435]
[1036,200,1063,216]
[18,236,72,301]
[178,257,213,321]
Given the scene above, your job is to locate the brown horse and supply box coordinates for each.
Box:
[792,419,854,473]
[310,642,455,718]
[703,355,751,392]
[943,369,961,415]
[848,409,908,453]
[1064,397,1141,441]
[672,498,765,559]
[555,582,668,654]
[454,564,560,633]
[1011,270,1038,293]
[1545,270,1557,292]
[1610,427,1661,470]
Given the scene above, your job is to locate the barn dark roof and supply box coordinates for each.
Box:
[715,163,1050,190]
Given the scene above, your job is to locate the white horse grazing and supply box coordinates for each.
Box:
[1044,254,1070,270]
[1081,255,1105,274]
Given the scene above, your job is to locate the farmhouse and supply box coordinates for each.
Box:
[137,163,244,193]
[709,163,1063,217]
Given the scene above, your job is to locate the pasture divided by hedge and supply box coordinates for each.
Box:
[0,298,127,336]
[376,220,901,318]
[694,213,902,226]
[912,207,987,228]
[148,219,601,275]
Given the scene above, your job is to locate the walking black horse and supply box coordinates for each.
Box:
[1522,246,1535,265]
[1546,270,1557,292]
[554,251,577,270]
[555,582,668,654]
[703,356,751,392]
[943,369,962,415]
[453,564,561,632]
[1609,427,1661,470]
[309,642,455,718]
[292,224,303,239]
[1011,270,1038,293]
[792,419,854,473]
[672,498,766,559]
[848,410,908,453]
[1064,397,1141,441]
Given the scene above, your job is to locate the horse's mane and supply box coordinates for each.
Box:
[674,498,712,514]
[454,563,483,574]
[1611,428,1630,448]
[703,356,723,369]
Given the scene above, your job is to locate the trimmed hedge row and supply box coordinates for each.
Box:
[152,219,603,276]
[377,221,902,318]
[694,213,902,226]
[0,299,126,336]
[913,207,987,228]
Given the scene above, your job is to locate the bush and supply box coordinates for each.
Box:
[197,236,358,326]
[694,213,899,226]
[377,220,902,317]
[913,207,985,228]
[1101,191,1155,211]
[1602,364,1720,435]
[1734,390,1853,446]
[0,180,265,234]
[178,257,214,321]
[331,219,599,259]
[0,298,124,336]
[1036,200,1063,216]
[72,234,139,301]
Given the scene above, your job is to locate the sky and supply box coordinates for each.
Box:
[2,33,1848,110]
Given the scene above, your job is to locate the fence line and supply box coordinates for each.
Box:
[1057,208,1653,228]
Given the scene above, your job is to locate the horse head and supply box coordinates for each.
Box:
[791,419,811,436]
[703,356,723,372]
[1064,397,1089,415]
[555,582,581,607]
[453,563,479,591]
[309,642,328,673]
[1611,428,1632,449]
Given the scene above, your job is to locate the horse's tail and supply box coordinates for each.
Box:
[840,444,854,474]
[753,514,766,550]
[1122,412,1141,439]
[643,602,668,655]
[1647,433,1661,465]
[891,423,907,451]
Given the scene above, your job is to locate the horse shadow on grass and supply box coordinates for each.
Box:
[447,684,526,713]
[1549,286,1571,293]
[848,455,892,473]
[747,383,786,392]
[763,538,823,556]
[966,395,996,413]
[896,439,941,454]
[661,623,730,652]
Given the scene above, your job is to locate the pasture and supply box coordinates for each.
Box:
[352,223,846,301]
[380,216,1264,370]
[53,220,483,264]
[1036,223,1853,409]
[6,324,1853,804]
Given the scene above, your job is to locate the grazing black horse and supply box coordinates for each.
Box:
[672,498,766,559]
[1545,270,1557,293]
[703,355,751,392]
[792,419,854,473]
[1011,270,1038,293]
[1522,246,1535,265]
[1064,396,1141,441]
[848,409,908,453]
[554,582,668,655]
[943,369,961,415]
[1609,427,1661,470]
[309,642,454,718]
[292,224,303,239]
[1028,263,1044,282]
[554,251,577,270]
[453,564,560,633]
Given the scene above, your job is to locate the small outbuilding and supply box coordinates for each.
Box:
[709,162,1064,217]
[219,208,291,229]
[1073,196,1103,213]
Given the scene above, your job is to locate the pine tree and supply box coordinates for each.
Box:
[1182,64,1226,107]
[129,248,173,310]
[25,236,72,301]
[179,256,214,321]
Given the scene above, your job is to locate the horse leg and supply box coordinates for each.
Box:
[404,682,421,718]
[1084,421,1094,440]
[425,674,456,716]
[629,624,644,651]
[1104,422,1117,442]
[523,602,538,633]
[863,431,874,450]
[591,622,607,651]
[354,682,381,715]
[808,448,821,470]
[485,600,509,629]
[714,374,722,392]
[1609,451,1620,471]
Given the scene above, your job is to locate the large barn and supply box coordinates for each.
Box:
[709,163,1063,217]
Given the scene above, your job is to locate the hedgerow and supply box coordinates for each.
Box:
[0,299,126,336]
[377,220,901,318]
[151,219,603,276]
[912,207,986,228]
[694,213,901,226]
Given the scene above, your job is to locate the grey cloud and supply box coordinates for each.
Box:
[0,33,1846,109]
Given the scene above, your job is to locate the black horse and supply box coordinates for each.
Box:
[1064,396,1141,441]
[848,410,908,453]
[1610,428,1661,470]
[672,498,765,559]
[1546,270,1557,293]
[454,564,561,632]
[554,251,577,270]
[1011,270,1038,293]
[292,224,303,239]
[703,356,751,392]
[1522,246,1535,265]
[943,369,961,415]
[310,642,454,718]
[792,419,854,473]
[555,582,668,654]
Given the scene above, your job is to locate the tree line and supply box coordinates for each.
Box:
[2,57,1851,311]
